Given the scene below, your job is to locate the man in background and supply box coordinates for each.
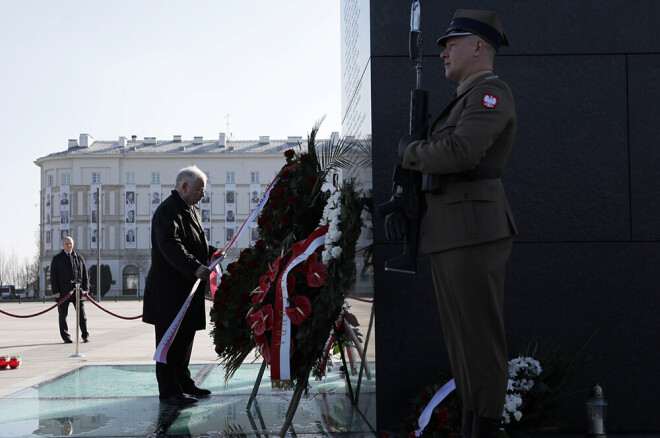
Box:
[50,236,90,344]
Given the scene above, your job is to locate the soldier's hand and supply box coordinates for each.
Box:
[398,134,422,158]
[384,209,409,241]
[194,264,212,280]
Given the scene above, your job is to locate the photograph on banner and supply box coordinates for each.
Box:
[125,187,135,206]
[45,187,52,250]
[150,184,161,218]
[249,183,260,210]
[91,225,98,249]
[201,183,211,224]
[204,228,211,242]
[250,225,259,245]
[125,229,136,245]
[225,185,235,205]
[226,226,235,243]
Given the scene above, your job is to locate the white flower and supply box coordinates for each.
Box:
[514,411,523,421]
[331,246,342,258]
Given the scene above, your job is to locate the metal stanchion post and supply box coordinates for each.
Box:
[70,282,85,358]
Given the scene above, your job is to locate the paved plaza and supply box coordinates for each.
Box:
[0,297,376,437]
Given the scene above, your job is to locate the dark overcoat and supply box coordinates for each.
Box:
[50,250,89,295]
[402,71,517,252]
[143,190,215,331]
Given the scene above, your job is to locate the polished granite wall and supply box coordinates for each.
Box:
[371,0,660,433]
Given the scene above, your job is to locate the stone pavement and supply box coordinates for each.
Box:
[0,297,375,399]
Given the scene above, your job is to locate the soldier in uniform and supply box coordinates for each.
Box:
[389,9,517,437]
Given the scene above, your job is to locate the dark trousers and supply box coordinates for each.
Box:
[154,324,197,399]
[57,295,88,342]
[429,237,513,419]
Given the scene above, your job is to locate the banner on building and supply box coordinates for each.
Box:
[150,184,162,218]
[125,184,136,249]
[90,184,101,249]
[225,183,236,243]
[60,185,70,242]
[249,183,261,211]
[45,186,52,250]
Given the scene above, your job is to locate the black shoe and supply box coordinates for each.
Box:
[461,409,473,438]
[63,339,73,344]
[160,393,198,406]
[82,338,89,343]
[184,386,211,397]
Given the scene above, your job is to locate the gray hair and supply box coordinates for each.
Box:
[175,166,206,189]
[62,236,74,244]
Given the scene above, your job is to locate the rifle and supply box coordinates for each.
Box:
[376,0,428,275]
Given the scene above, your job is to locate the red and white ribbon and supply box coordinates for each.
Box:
[155,177,279,363]
[270,224,329,387]
[209,177,279,298]
[343,319,371,379]
[153,278,201,363]
[414,378,456,437]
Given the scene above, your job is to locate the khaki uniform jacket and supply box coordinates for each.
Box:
[402,71,517,253]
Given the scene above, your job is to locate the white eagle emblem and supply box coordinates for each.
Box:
[482,93,498,108]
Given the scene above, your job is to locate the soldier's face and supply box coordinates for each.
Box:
[441,35,478,83]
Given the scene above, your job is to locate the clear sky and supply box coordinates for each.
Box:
[0,0,341,263]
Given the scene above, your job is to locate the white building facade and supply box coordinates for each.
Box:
[35,133,373,299]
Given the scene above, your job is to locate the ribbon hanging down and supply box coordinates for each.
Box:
[209,177,280,299]
[155,177,279,364]
[270,224,329,389]
[414,378,456,437]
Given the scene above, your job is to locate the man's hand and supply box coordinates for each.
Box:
[384,209,409,241]
[398,134,423,158]
[194,265,212,280]
[53,293,60,299]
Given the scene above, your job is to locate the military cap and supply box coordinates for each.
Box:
[437,9,509,50]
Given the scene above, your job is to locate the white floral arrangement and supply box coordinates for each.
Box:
[319,189,343,264]
[502,356,542,424]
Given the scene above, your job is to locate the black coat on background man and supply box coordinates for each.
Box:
[50,249,90,342]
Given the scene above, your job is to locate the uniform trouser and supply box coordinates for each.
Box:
[429,237,513,419]
[57,296,88,342]
[154,324,197,399]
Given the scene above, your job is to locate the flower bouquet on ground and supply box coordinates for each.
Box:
[209,123,366,389]
[404,342,587,437]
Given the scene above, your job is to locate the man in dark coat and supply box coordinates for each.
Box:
[50,236,90,343]
[143,165,216,406]
[391,9,517,437]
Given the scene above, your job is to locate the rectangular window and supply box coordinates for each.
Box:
[126,172,135,184]
[61,173,71,185]
[250,172,260,183]
[226,172,235,183]
[151,172,160,184]
[92,172,101,184]
[47,175,54,187]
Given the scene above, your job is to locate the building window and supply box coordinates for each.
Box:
[226,172,235,183]
[151,172,160,184]
[126,172,135,184]
[61,173,71,185]
[122,265,139,296]
[205,171,211,183]
[47,175,54,187]
[250,172,260,183]
[92,172,101,184]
